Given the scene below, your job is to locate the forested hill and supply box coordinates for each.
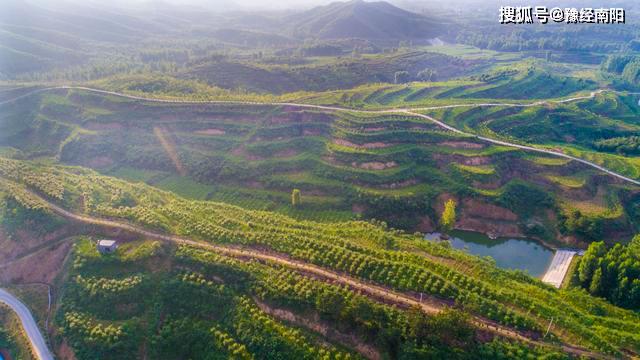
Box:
[286,0,447,41]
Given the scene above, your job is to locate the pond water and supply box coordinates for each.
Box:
[425,230,554,277]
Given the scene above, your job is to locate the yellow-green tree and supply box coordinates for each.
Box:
[291,189,301,207]
[440,199,456,234]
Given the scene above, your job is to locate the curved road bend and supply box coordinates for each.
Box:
[1,86,638,187]
[0,289,54,360]
[0,179,607,359]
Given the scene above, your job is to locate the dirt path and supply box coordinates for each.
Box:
[0,178,610,359]
[254,299,382,360]
[2,86,638,187]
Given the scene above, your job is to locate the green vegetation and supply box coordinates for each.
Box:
[594,136,640,156]
[577,237,640,309]
[291,188,301,207]
[2,158,640,357]
[440,199,456,234]
[58,236,562,360]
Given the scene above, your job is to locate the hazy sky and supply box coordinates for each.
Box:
[155,0,639,11]
[32,0,640,13]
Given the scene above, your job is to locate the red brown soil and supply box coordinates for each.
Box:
[352,204,367,215]
[433,195,523,238]
[0,227,71,261]
[333,139,392,149]
[431,153,491,167]
[361,127,385,132]
[274,149,299,158]
[0,240,72,284]
[416,216,435,232]
[230,146,262,161]
[53,335,78,360]
[462,199,518,222]
[440,141,485,149]
[85,156,114,169]
[245,181,264,189]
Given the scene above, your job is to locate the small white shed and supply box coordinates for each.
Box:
[97,240,118,254]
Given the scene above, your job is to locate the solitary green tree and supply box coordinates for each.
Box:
[291,189,301,207]
[440,199,457,237]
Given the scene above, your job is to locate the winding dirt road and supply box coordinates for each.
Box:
[0,177,608,359]
[1,86,638,187]
[0,289,54,360]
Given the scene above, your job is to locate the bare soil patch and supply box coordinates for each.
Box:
[432,153,491,167]
[361,127,386,132]
[462,156,491,166]
[84,122,124,131]
[194,128,225,135]
[85,156,114,169]
[352,204,367,215]
[376,179,418,189]
[416,216,435,232]
[302,129,323,136]
[462,199,518,222]
[274,149,299,158]
[0,240,72,284]
[352,161,397,170]
[433,195,522,238]
[334,139,391,149]
[230,146,262,161]
[440,141,485,149]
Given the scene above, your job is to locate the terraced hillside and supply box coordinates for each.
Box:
[1,88,636,243]
[0,157,639,358]
[423,92,640,181]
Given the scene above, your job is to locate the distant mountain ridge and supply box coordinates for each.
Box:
[287,0,446,42]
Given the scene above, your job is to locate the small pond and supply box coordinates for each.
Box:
[425,230,554,277]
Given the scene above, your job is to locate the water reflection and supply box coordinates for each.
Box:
[425,230,554,277]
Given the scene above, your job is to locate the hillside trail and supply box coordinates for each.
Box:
[0,176,613,359]
[2,86,639,187]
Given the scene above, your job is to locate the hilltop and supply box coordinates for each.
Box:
[288,0,447,42]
